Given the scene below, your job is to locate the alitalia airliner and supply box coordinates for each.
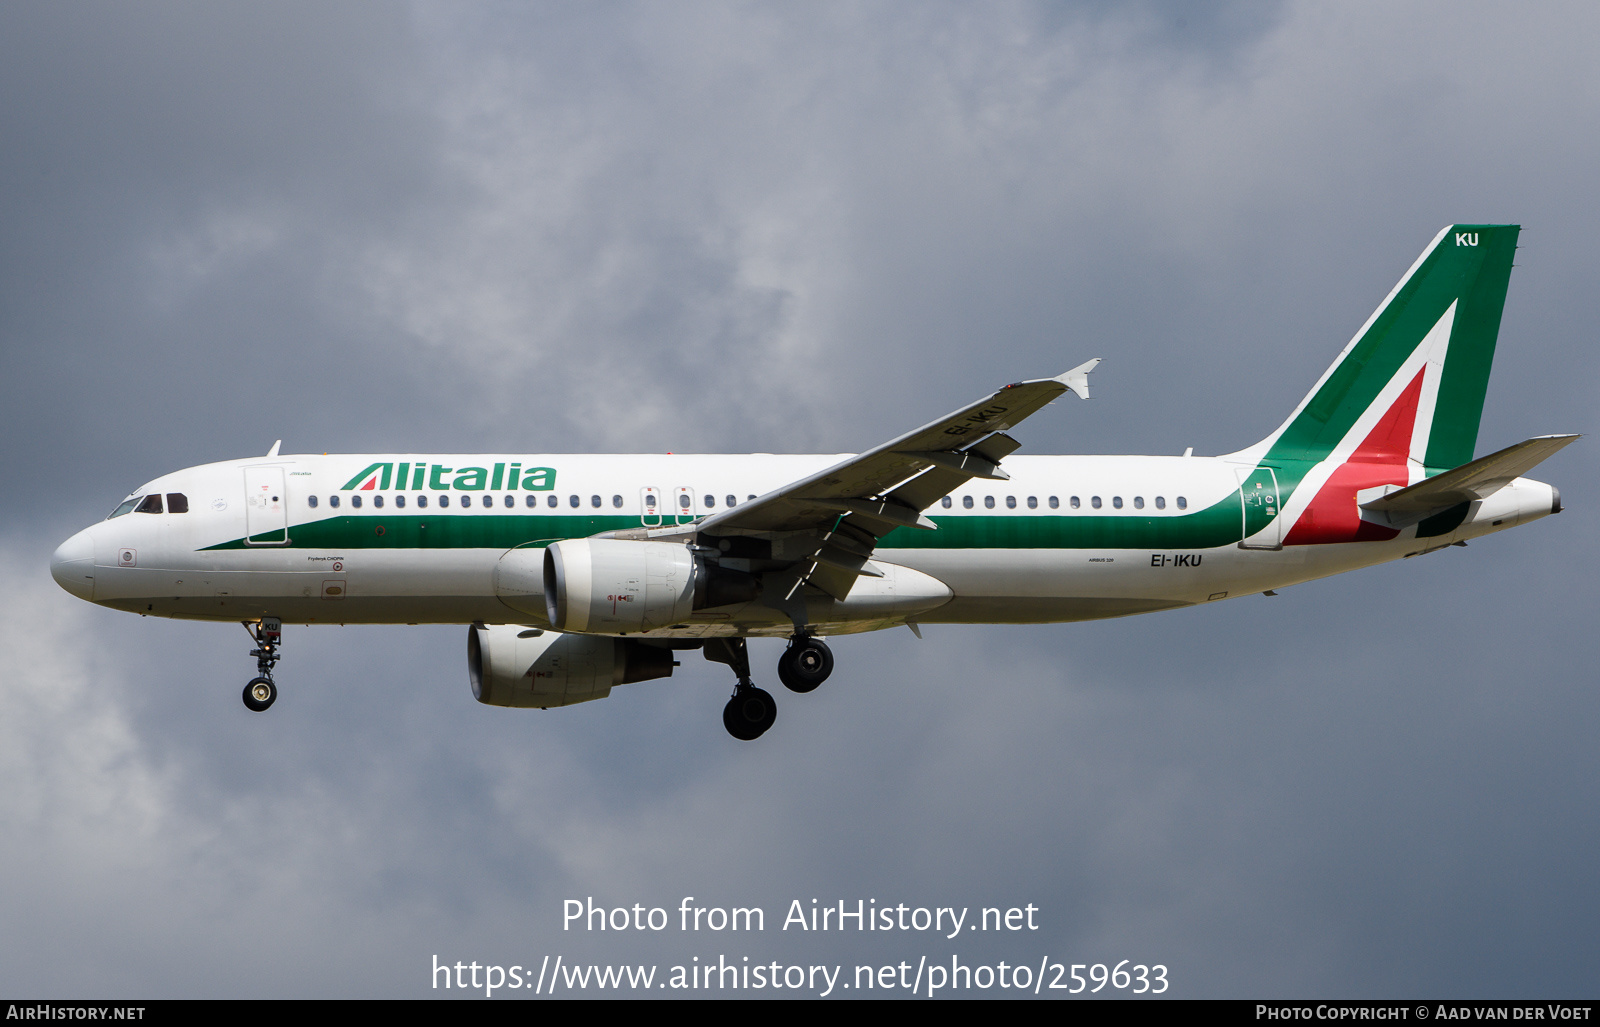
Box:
[50,225,1575,739]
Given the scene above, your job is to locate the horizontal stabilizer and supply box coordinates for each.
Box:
[1361,434,1580,518]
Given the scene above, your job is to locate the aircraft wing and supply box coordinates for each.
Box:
[693,360,1099,607]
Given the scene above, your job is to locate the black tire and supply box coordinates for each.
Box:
[722,686,776,740]
[777,638,833,693]
[243,677,277,712]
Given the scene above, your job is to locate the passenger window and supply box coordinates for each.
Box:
[396,494,406,509]
[506,495,515,508]
[525,495,535,508]
[440,495,450,508]
[570,495,580,509]
[1155,496,1165,510]
[747,495,756,501]
[1091,496,1101,509]
[590,495,601,508]
[109,498,139,519]
[1005,496,1016,509]
[1027,496,1037,509]
[547,495,558,508]
[941,496,952,508]
[613,495,624,508]
[725,495,736,507]
[705,495,715,508]
[417,495,428,509]
[984,496,995,509]
[307,495,318,509]
[1071,496,1080,509]
[329,495,340,509]
[1133,496,1144,510]
[678,494,691,509]
[166,493,189,513]
[135,494,163,514]
[352,495,363,509]
[645,494,657,508]
[962,496,974,509]
[1049,496,1059,509]
[376,495,386,509]
[1177,496,1188,510]
[1113,496,1123,509]
[483,495,494,508]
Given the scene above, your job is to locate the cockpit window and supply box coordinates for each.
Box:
[166,493,189,513]
[135,494,163,515]
[108,497,139,519]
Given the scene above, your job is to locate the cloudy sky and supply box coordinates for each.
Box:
[3,0,1597,999]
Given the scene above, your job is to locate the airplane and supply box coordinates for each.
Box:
[50,224,1576,740]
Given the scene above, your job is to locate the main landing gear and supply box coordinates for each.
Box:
[241,617,281,712]
[777,636,833,693]
[705,638,774,741]
[705,635,835,740]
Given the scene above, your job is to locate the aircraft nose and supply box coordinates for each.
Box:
[50,530,95,601]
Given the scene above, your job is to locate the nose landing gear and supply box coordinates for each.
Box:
[241,618,281,712]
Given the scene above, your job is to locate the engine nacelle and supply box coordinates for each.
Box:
[467,623,676,708]
[497,539,763,631]
[541,538,700,633]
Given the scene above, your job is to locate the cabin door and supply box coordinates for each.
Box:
[244,465,289,545]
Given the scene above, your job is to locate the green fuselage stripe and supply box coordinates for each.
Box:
[204,488,1273,553]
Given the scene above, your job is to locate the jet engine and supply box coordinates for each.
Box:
[537,538,758,633]
[467,623,676,708]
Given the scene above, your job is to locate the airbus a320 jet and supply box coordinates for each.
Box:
[51,225,1574,739]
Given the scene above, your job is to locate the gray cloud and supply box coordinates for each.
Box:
[2,0,1597,998]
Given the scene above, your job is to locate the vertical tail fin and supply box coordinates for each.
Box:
[1253,224,1519,473]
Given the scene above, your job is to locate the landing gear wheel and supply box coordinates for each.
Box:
[243,676,277,712]
[777,637,833,693]
[723,686,777,740]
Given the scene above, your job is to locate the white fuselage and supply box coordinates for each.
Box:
[50,452,1560,638]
